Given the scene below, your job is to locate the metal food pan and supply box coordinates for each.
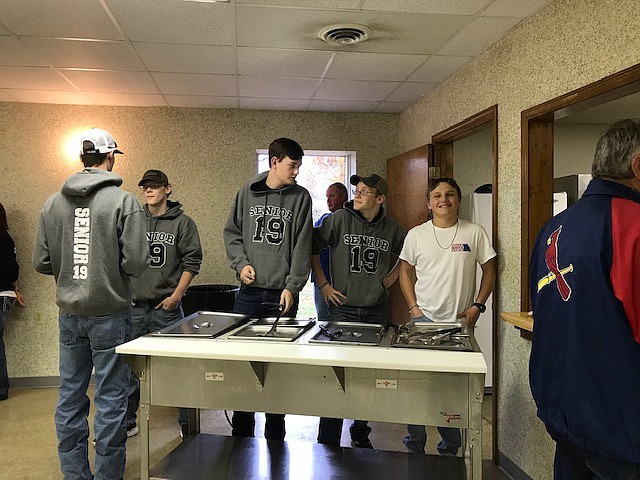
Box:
[391,321,477,351]
[152,311,250,338]
[227,318,316,342]
[309,321,385,346]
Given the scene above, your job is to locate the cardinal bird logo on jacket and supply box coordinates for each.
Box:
[537,225,573,301]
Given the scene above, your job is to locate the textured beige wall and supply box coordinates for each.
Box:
[1,103,397,379]
[397,0,640,477]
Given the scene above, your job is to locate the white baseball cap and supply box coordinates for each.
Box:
[80,128,123,155]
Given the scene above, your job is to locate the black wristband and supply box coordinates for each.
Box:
[472,302,486,313]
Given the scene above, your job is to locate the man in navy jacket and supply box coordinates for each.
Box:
[530,119,640,479]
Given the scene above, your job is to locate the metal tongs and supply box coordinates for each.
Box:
[258,302,284,337]
[400,326,462,345]
[426,327,462,345]
[318,324,343,340]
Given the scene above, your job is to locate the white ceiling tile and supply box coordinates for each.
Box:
[20,38,145,70]
[314,79,399,101]
[6,89,93,105]
[236,0,362,8]
[0,0,551,112]
[134,43,235,74]
[325,52,428,81]
[437,16,521,56]
[152,73,236,96]
[239,77,319,99]
[236,6,471,54]
[482,0,553,17]
[165,95,238,109]
[0,66,76,90]
[385,82,436,102]
[239,97,310,111]
[0,0,122,40]
[362,0,492,15]
[0,37,49,67]
[105,0,234,44]
[61,70,160,94]
[85,92,168,107]
[407,55,470,82]
[238,48,332,78]
[374,101,412,113]
[308,99,380,112]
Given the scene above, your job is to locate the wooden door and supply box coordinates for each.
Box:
[386,144,432,326]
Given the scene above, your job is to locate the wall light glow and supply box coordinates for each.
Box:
[63,128,88,164]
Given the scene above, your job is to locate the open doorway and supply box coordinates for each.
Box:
[521,63,640,312]
[431,104,499,461]
[257,150,356,317]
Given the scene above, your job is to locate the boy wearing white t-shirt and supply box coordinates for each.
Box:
[398,177,496,455]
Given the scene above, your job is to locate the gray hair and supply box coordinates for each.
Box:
[592,118,640,179]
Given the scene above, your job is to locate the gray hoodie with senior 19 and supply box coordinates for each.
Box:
[312,201,406,307]
[33,168,149,316]
[223,171,313,295]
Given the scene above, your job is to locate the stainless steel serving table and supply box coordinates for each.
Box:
[117,320,486,480]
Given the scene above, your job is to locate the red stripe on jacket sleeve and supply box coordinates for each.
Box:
[611,197,640,343]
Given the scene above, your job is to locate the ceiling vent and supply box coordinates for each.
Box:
[318,24,373,45]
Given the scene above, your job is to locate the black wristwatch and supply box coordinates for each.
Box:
[472,302,486,313]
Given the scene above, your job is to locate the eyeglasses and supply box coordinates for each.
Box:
[352,188,377,197]
[139,183,165,190]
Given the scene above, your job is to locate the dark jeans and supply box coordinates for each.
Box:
[231,285,298,441]
[551,430,640,480]
[317,302,387,445]
[317,418,371,446]
[127,302,185,430]
[327,302,387,325]
[0,296,16,399]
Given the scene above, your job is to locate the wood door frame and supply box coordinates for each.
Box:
[521,63,640,312]
[431,105,499,462]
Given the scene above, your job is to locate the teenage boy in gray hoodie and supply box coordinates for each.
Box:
[223,137,312,440]
[312,173,406,449]
[126,169,202,439]
[33,128,149,480]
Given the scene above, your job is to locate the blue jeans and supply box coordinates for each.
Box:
[551,429,640,479]
[127,303,184,429]
[56,312,132,480]
[403,314,462,455]
[327,302,387,325]
[0,296,16,399]
[313,283,329,321]
[317,302,387,445]
[231,285,298,440]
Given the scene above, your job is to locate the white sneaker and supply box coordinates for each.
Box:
[127,426,139,438]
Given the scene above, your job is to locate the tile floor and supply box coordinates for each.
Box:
[0,387,511,479]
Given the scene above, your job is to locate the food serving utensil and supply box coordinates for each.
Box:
[258,302,284,337]
[318,324,343,340]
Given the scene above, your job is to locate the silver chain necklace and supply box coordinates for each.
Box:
[432,221,459,249]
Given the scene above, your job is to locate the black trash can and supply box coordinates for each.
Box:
[182,284,239,316]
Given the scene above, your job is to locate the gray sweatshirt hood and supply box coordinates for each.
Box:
[144,200,184,220]
[343,200,385,225]
[61,168,123,197]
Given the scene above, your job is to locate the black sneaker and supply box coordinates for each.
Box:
[351,437,373,449]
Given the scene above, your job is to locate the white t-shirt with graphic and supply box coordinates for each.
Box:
[399,219,496,322]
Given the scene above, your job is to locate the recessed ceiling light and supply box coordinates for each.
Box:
[318,24,373,45]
